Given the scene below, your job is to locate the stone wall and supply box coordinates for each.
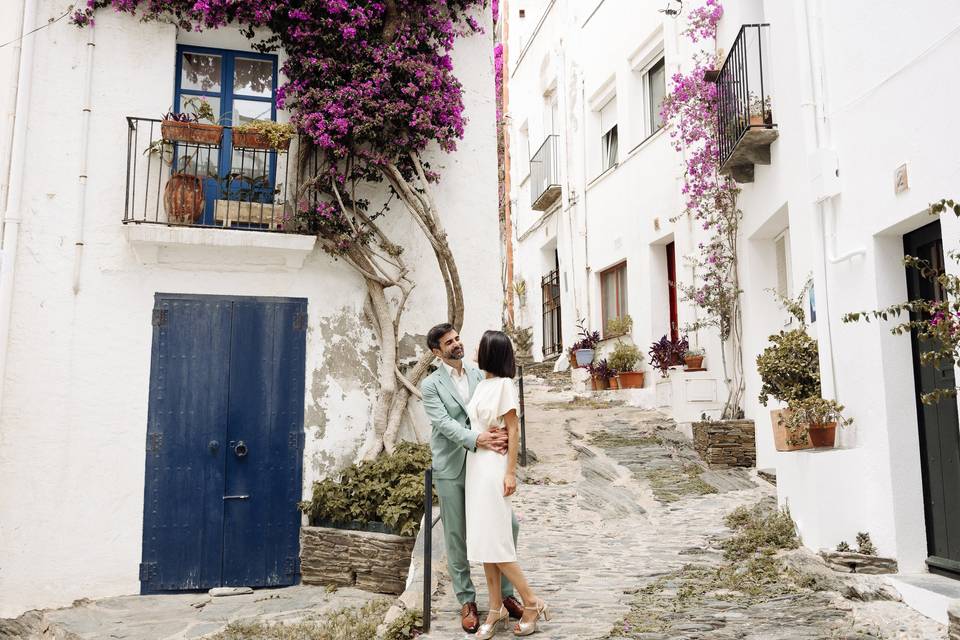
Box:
[300,526,416,595]
[692,420,757,469]
[949,601,960,640]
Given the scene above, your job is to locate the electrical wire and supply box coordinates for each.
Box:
[0,6,73,50]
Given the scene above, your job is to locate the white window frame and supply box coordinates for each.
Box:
[774,228,793,300]
[635,49,666,141]
[599,97,618,172]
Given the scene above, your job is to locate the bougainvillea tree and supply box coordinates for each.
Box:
[660,0,746,418]
[74,0,488,456]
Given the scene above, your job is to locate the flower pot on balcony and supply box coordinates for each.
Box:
[163,174,204,224]
[232,130,291,151]
[684,355,705,370]
[608,376,620,390]
[591,375,608,391]
[575,349,595,367]
[618,371,645,389]
[808,422,837,448]
[161,120,224,146]
[770,409,812,452]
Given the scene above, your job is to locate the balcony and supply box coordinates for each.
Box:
[529,134,561,211]
[123,117,315,268]
[715,24,778,183]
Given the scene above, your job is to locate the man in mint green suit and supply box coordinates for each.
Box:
[421,323,522,633]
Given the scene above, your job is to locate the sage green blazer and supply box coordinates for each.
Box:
[421,364,485,480]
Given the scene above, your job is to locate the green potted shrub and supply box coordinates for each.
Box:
[608,341,644,389]
[683,346,705,370]
[605,314,633,339]
[756,328,821,451]
[232,119,296,150]
[780,397,853,448]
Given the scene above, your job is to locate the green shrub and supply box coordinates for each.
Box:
[383,608,424,640]
[608,342,642,373]
[300,442,434,537]
[755,329,821,406]
[721,502,799,560]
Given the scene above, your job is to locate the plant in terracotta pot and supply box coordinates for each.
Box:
[587,359,613,391]
[748,92,773,127]
[756,328,821,451]
[232,119,296,150]
[570,318,601,367]
[160,97,223,146]
[684,347,706,370]
[780,397,852,449]
[608,341,644,389]
[648,334,689,376]
[144,141,207,224]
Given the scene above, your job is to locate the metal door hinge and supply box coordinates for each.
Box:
[139,562,157,582]
[293,311,307,331]
[152,308,168,327]
[289,431,304,450]
[146,433,163,452]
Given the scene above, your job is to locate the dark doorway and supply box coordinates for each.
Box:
[666,242,679,342]
[541,249,562,357]
[905,221,960,577]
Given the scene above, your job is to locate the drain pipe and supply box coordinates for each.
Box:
[1,0,29,215]
[72,25,96,294]
[0,0,37,414]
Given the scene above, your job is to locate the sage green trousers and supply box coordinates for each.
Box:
[434,462,519,605]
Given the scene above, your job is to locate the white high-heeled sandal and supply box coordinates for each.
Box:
[513,600,550,636]
[476,605,509,639]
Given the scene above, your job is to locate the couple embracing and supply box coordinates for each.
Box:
[420,324,551,638]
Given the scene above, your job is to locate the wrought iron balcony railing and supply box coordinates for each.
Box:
[529,134,561,211]
[715,24,778,183]
[124,116,299,232]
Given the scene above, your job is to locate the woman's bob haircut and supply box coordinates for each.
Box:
[477,330,516,379]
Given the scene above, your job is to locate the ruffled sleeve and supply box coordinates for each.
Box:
[493,377,520,420]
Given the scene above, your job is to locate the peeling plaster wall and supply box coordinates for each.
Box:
[0,0,500,617]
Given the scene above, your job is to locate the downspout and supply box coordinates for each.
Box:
[580,76,592,326]
[0,0,38,415]
[0,0,28,215]
[73,25,96,294]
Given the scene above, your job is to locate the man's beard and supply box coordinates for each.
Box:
[446,346,464,360]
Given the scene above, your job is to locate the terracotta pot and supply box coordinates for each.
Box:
[808,422,837,448]
[684,355,705,370]
[608,376,620,390]
[770,409,812,452]
[161,120,224,146]
[749,114,765,127]
[591,375,608,391]
[232,130,291,151]
[618,371,645,389]
[163,174,204,224]
[568,353,578,369]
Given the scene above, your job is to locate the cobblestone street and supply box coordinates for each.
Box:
[420,375,945,640]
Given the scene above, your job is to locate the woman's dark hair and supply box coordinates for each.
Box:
[477,330,516,379]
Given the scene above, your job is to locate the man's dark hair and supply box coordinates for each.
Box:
[477,330,516,379]
[427,323,456,351]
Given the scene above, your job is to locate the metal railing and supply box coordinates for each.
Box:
[715,24,774,168]
[529,134,560,209]
[124,116,299,232]
[541,269,562,357]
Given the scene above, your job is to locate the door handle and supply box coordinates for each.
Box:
[223,495,249,500]
[229,440,249,458]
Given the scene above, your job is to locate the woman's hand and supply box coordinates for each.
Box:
[503,472,517,497]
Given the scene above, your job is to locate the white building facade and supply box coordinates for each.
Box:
[0,0,501,617]
[506,0,960,617]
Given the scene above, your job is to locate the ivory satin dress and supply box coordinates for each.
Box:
[464,376,520,563]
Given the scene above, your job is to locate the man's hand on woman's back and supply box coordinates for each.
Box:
[476,427,509,454]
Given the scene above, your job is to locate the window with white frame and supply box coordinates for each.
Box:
[634,52,666,140]
[774,229,792,298]
[600,97,618,172]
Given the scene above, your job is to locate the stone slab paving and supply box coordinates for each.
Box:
[420,378,945,640]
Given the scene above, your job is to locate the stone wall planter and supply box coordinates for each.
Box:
[819,550,898,574]
[692,419,756,469]
[300,525,415,595]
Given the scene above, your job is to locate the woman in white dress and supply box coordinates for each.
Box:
[465,330,551,638]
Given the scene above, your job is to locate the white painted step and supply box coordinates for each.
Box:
[886,573,960,624]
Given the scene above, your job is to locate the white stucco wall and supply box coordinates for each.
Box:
[507,0,960,576]
[0,0,500,616]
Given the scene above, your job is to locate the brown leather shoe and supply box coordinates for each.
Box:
[460,602,480,633]
[502,595,523,620]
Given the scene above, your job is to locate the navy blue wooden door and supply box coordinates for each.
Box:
[141,294,306,593]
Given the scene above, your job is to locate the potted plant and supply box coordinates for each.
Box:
[683,347,706,370]
[160,97,223,146]
[587,359,612,391]
[780,397,852,449]
[607,363,621,390]
[570,318,601,367]
[748,92,773,127]
[608,341,644,389]
[605,314,633,339]
[756,328,821,451]
[232,119,296,150]
[648,334,689,376]
[144,140,206,224]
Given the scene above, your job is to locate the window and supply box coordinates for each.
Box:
[774,230,792,298]
[544,94,559,137]
[174,45,279,224]
[518,122,530,178]
[600,262,628,337]
[600,97,618,172]
[646,57,666,134]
